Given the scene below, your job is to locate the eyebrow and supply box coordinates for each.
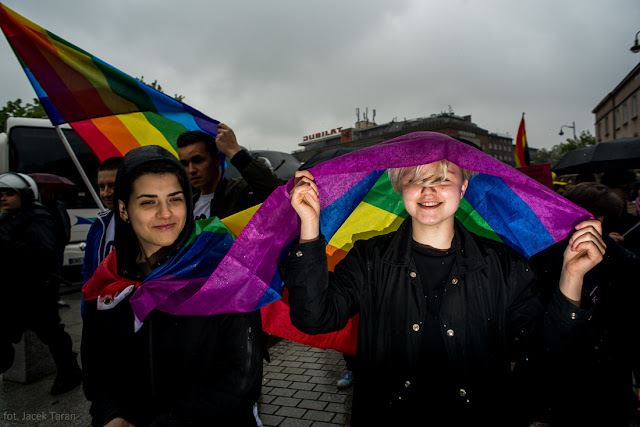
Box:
[136,190,184,200]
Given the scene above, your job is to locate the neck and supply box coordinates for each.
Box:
[200,175,220,196]
[411,217,455,250]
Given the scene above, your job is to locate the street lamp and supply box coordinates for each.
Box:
[631,31,640,53]
[559,122,576,140]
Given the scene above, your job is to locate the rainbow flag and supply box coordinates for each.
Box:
[188,132,592,353]
[0,3,218,161]
[515,113,530,168]
[82,217,273,326]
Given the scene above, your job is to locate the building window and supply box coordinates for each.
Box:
[632,95,638,119]
[605,115,609,135]
[623,103,628,125]
[615,109,621,129]
[597,122,601,141]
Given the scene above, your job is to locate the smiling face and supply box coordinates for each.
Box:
[118,173,187,259]
[177,141,220,195]
[401,162,468,235]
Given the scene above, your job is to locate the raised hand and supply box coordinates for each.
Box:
[290,170,320,242]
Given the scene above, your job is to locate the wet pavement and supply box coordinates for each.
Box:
[0,292,354,427]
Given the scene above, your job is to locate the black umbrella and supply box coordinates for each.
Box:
[299,147,361,171]
[552,137,640,175]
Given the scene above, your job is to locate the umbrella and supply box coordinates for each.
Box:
[28,173,76,191]
[299,147,361,170]
[552,137,640,175]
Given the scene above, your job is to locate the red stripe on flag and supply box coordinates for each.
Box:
[71,120,124,162]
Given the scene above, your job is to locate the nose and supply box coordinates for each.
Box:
[421,185,437,194]
[156,201,173,219]
[186,162,196,174]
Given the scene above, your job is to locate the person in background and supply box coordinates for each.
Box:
[0,172,82,395]
[600,169,640,254]
[529,182,640,426]
[81,157,122,285]
[177,123,283,220]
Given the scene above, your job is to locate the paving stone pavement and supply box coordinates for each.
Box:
[258,340,353,426]
[0,291,354,427]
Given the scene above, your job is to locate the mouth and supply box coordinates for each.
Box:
[153,224,176,231]
[419,201,441,208]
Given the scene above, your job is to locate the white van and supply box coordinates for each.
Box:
[0,117,100,269]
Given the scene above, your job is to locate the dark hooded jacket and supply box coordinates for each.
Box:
[81,146,263,427]
[283,217,591,426]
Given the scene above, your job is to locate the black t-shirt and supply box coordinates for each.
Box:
[411,237,457,402]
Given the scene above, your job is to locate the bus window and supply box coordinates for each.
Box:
[8,126,99,209]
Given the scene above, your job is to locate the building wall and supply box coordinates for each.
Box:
[593,62,640,142]
[294,113,515,166]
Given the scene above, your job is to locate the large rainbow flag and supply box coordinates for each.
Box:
[175,132,592,354]
[0,3,218,160]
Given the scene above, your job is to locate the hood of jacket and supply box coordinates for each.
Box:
[113,145,194,279]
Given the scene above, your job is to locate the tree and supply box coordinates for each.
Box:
[0,98,47,131]
[531,130,596,167]
[136,76,185,102]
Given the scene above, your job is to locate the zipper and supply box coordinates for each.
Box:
[241,325,253,390]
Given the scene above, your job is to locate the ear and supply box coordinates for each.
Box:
[118,200,129,222]
[460,179,469,199]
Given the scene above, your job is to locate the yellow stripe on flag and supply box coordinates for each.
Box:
[220,204,262,238]
[118,112,178,156]
[327,202,405,255]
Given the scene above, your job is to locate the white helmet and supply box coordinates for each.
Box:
[0,172,39,203]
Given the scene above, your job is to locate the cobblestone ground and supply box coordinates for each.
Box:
[259,339,353,426]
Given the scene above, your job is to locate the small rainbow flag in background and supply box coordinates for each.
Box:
[0,3,218,161]
[184,132,591,354]
[515,113,530,168]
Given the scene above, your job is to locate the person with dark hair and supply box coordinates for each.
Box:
[177,123,283,220]
[529,182,640,426]
[285,160,605,426]
[81,157,123,286]
[81,146,263,427]
[0,173,82,395]
[600,169,640,254]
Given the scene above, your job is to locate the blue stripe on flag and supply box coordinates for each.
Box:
[320,170,384,243]
[463,174,554,257]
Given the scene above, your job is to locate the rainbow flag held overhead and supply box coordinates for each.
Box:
[0,3,219,161]
[515,113,530,168]
[182,132,591,354]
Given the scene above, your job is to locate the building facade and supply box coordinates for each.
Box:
[592,62,640,142]
[295,112,515,166]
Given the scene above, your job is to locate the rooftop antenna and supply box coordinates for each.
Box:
[356,107,360,122]
[373,109,376,123]
[365,107,369,123]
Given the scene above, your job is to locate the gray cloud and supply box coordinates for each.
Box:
[1,0,639,155]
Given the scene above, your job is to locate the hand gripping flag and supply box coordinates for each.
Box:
[207,132,591,354]
[0,3,219,160]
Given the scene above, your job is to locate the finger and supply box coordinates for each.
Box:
[570,224,604,247]
[575,219,602,235]
[294,170,315,182]
[570,232,606,255]
[571,240,605,261]
[290,180,319,199]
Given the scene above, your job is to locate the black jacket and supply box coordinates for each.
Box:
[284,218,590,426]
[530,235,640,426]
[82,295,263,426]
[0,204,57,300]
[82,146,263,426]
[192,149,284,219]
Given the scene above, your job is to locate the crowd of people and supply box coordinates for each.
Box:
[0,127,638,426]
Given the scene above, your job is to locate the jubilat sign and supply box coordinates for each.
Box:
[303,127,343,142]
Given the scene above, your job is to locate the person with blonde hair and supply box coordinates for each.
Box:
[284,158,606,426]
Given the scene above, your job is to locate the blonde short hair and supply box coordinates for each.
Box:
[388,160,475,193]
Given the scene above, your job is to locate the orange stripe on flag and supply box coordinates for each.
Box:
[91,116,142,156]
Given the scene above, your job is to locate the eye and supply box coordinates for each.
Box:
[140,200,154,206]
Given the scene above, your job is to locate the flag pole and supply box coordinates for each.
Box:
[54,125,105,211]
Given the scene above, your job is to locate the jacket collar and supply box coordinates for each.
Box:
[382,216,487,273]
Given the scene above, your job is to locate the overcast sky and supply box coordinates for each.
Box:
[1,0,639,154]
